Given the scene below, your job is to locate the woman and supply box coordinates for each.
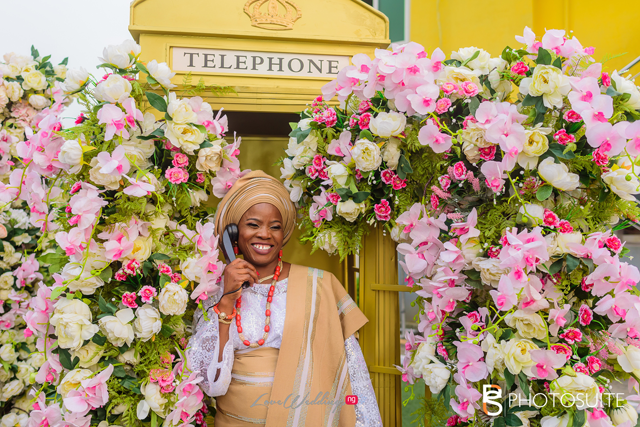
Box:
[187,171,382,426]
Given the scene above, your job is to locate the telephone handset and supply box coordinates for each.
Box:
[220,224,251,298]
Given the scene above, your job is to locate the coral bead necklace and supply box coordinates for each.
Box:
[235,250,283,348]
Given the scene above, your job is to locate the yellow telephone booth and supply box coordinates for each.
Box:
[129,1,406,424]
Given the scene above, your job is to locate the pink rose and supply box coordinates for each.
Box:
[558,220,573,234]
[392,176,407,190]
[139,285,158,304]
[478,145,497,160]
[605,236,622,252]
[592,148,609,166]
[563,110,582,123]
[381,169,395,185]
[460,81,479,97]
[441,82,458,95]
[374,199,392,221]
[438,175,452,191]
[579,305,593,326]
[553,129,576,145]
[165,167,189,184]
[358,113,372,130]
[172,153,189,168]
[122,292,138,308]
[435,98,452,115]
[543,209,560,227]
[510,61,529,76]
[358,100,372,114]
[452,161,467,180]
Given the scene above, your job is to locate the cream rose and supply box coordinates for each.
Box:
[326,162,349,187]
[133,304,162,342]
[0,380,23,401]
[482,334,507,374]
[0,273,13,290]
[63,67,89,92]
[98,308,135,347]
[451,47,492,73]
[15,362,35,383]
[0,344,16,364]
[147,60,176,89]
[126,236,152,261]
[158,283,188,316]
[551,373,600,410]
[520,64,571,109]
[556,232,582,254]
[612,71,640,109]
[317,231,339,255]
[0,412,28,427]
[59,139,83,173]
[28,94,49,110]
[611,404,638,426]
[439,66,481,89]
[57,369,93,398]
[286,135,318,169]
[538,157,579,191]
[139,382,167,417]
[519,203,545,225]
[419,357,450,394]
[50,299,99,350]
[5,81,23,102]
[179,257,201,282]
[189,189,207,207]
[502,338,538,374]
[505,310,547,340]
[167,96,197,124]
[165,122,205,155]
[89,157,121,190]
[602,168,640,201]
[523,129,549,157]
[21,70,47,91]
[27,352,46,369]
[336,199,366,222]
[382,137,402,170]
[370,111,406,138]
[94,74,132,104]
[350,139,382,172]
[618,345,640,377]
[196,143,224,172]
[62,257,106,296]
[71,341,105,369]
[117,348,140,366]
[471,257,507,288]
[53,64,67,79]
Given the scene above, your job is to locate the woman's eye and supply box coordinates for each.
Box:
[248,223,258,228]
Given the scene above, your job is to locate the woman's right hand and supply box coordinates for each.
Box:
[219,259,259,310]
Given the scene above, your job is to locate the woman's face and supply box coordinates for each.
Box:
[237,203,284,267]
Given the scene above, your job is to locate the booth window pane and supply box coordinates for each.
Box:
[379,0,406,42]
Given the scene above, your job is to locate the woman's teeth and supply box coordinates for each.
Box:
[253,244,271,250]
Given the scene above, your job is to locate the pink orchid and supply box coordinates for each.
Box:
[525,350,566,380]
[97,104,129,141]
[326,130,353,163]
[122,97,143,128]
[29,395,62,427]
[96,146,131,175]
[481,161,506,193]
[407,83,440,115]
[490,275,519,311]
[396,203,422,234]
[55,228,86,256]
[418,122,452,153]
[515,26,541,54]
[585,122,626,156]
[594,294,629,322]
[450,384,482,418]
[211,167,249,198]
[548,304,572,336]
[123,174,155,197]
[580,96,615,128]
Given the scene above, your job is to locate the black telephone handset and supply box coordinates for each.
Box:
[220,224,251,299]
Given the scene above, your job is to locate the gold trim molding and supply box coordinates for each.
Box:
[244,0,302,31]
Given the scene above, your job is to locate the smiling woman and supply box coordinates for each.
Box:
[187,170,382,427]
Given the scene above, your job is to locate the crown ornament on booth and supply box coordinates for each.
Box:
[244,0,302,30]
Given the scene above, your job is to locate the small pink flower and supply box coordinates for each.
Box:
[431,194,439,210]
[452,162,467,180]
[349,115,359,128]
[573,363,589,375]
[462,115,476,129]
[558,220,573,234]
[312,155,325,169]
[460,81,479,97]
[435,98,452,114]
[139,285,158,303]
[511,61,529,76]
[579,305,593,326]
[172,153,189,168]
[581,278,593,292]
[601,72,611,87]
[478,145,497,161]
[438,175,452,191]
[559,328,583,344]
[158,264,172,275]
[446,415,460,427]
[322,108,338,127]
[441,82,458,95]
[165,167,189,184]
[587,356,602,373]
[196,173,205,183]
[381,169,396,185]
[543,209,560,227]
[70,182,83,194]
[65,206,72,213]
[374,200,392,221]
[551,344,572,360]
[585,47,595,55]
[115,270,128,281]
[605,236,622,253]
[592,148,609,166]
[122,292,138,308]
[359,113,372,130]
[327,193,341,205]
[437,342,449,360]
[171,273,182,283]
[306,165,319,179]
[125,259,141,275]
[564,110,582,123]
[392,176,407,190]
[194,412,204,424]
[75,114,86,125]
[164,141,180,152]
[553,129,576,145]
[358,100,372,114]
[487,246,500,258]
[355,169,363,180]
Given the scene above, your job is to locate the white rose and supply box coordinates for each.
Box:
[0,380,23,401]
[62,257,107,295]
[12,233,31,246]
[482,334,506,374]
[336,199,366,222]
[370,111,406,138]
[538,157,579,191]
[0,369,10,382]
[317,231,339,255]
[0,273,13,290]
[167,96,197,124]
[196,143,224,172]
[438,66,481,88]
[602,168,640,201]
[138,382,167,418]
[121,135,155,169]
[158,283,188,316]
[611,404,638,426]
[461,237,482,264]
[59,139,83,172]
[519,203,545,225]
[382,137,402,170]
[460,122,491,150]
[326,162,349,187]
[126,236,152,261]
[390,222,411,244]
[147,60,176,89]
[98,308,135,347]
[505,310,547,340]
[502,338,538,374]
[0,344,16,364]
[556,232,582,254]
[452,47,492,73]
[89,157,121,190]
[27,352,46,369]
[189,189,207,207]
[50,299,99,350]
[410,339,437,376]
[351,139,382,172]
[15,362,34,383]
[523,129,549,157]
[133,304,162,342]
[462,141,481,164]
[1,413,28,427]
[618,345,640,377]
[99,41,140,69]
[117,348,140,365]
[12,394,32,413]
[21,70,47,91]
[551,373,600,410]
[180,257,201,282]
[70,341,105,369]
[4,82,23,102]
[53,64,67,79]
[57,369,93,398]
[520,64,571,109]
[541,414,571,427]
[165,122,205,155]
[612,71,640,109]
[63,67,89,92]
[472,257,507,288]
[286,136,318,169]
[94,74,132,104]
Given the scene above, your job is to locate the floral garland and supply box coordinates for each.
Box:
[4,40,246,427]
[285,27,640,427]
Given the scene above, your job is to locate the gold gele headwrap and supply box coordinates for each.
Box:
[213,170,296,245]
